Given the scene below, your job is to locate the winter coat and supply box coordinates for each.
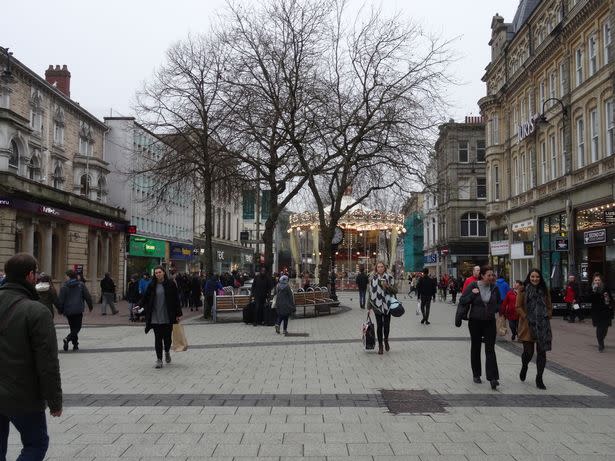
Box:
[203,278,223,295]
[275,285,296,316]
[495,278,510,303]
[355,272,369,290]
[141,279,182,330]
[590,288,613,328]
[499,290,519,320]
[462,275,478,293]
[35,282,59,318]
[138,278,151,295]
[416,276,436,299]
[563,281,581,303]
[251,273,274,300]
[457,282,501,322]
[368,272,396,315]
[0,281,62,415]
[126,280,140,304]
[516,289,553,343]
[58,278,93,316]
[100,276,116,293]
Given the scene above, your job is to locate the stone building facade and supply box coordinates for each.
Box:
[434,117,489,279]
[479,0,614,297]
[0,52,127,298]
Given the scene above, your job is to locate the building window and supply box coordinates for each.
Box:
[521,153,527,193]
[575,47,584,86]
[458,178,470,200]
[9,140,18,169]
[476,177,486,199]
[549,71,557,102]
[590,108,599,162]
[52,163,64,189]
[514,157,519,196]
[541,141,548,184]
[27,152,41,181]
[490,114,499,145]
[529,149,536,189]
[549,134,557,179]
[458,141,469,162]
[560,128,566,176]
[576,117,585,168]
[493,165,500,201]
[604,21,612,65]
[96,176,106,202]
[606,99,614,156]
[78,121,94,156]
[460,212,487,237]
[539,80,546,110]
[29,89,43,133]
[588,35,598,77]
[53,106,65,146]
[559,62,566,96]
[80,174,91,197]
[476,140,486,162]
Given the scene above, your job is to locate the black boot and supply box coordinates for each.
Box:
[536,375,546,390]
[520,363,528,382]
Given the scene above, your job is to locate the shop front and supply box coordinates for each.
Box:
[490,239,510,278]
[574,202,615,293]
[423,251,438,275]
[168,241,194,273]
[194,238,254,275]
[445,242,489,279]
[539,211,569,292]
[127,235,165,277]
[510,219,535,283]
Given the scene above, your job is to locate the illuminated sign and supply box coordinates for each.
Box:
[517,114,540,142]
[40,206,60,216]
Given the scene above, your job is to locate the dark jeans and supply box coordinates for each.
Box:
[451,291,457,303]
[468,318,499,381]
[374,311,391,346]
[152,324,172,360]
[596,325,609,349]
[204,294,214,318]
[65,314,83,346]
[358,289,367,309]
[254,297,266,325]
[509,319,519,339]
[0,411,49,461]
[522,341,546,378]
[567,302,583,322]
[420,296,432,322]
[276,314,289,331]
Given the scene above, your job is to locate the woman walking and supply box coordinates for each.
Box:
[368,261,396,355]
[141,266,182,368]
[456,265,501,390]
[36,272,59,318]
[516,268,552,390]
[274,275,295,335]
[590,273,613,352]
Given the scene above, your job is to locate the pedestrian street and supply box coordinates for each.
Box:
[8,293,615,460]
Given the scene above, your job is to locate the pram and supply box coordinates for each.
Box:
[131,305,146,322]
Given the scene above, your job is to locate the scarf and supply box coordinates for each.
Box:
[525,284,552,351]
[369,272,392,314]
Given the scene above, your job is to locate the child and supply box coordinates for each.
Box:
[500,279,522,341]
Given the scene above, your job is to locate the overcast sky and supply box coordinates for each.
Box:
[2,0,518,122]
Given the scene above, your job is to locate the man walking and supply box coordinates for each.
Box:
[355,265,369,309]
[251,267,273,326]
[0,253,63,460]
[100,272,118,315]
[417,268,436,325]
[58,269,93,351]
[462,265,481,293]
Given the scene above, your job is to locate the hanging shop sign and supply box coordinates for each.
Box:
[129,236,166,258]
[584,228,606,245]
[605,210,615,224]
[490,240,510,256]
[517,114,540,142]
[555,237,569,251]
[169,242,194,260]
[510,242,534,259]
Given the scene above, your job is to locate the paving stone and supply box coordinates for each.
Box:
[302,442,349,456]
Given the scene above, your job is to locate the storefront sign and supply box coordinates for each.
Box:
[128,235,165,258]
[517,114,540,142]
[555,237,569,251]
[512,219,534,231]
[523,241,534,256]
[490,240,510,256]
[0,199,11,207]
[423,253,437,264]
[40,206,60,216]
[605,210,615,224]
[170,242,194,260]
[217,250,225,261]
[584,228,606,245]
[510,242,534,259]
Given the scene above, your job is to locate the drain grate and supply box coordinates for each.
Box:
[380,389,447,414]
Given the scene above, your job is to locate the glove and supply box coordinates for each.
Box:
[455,318,462,328]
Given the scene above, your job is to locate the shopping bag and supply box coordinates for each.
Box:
[416,301,421,316]
[496,315,507,337]
[572,303,580,310]
[171,323,188,352]
[362,313,375,350]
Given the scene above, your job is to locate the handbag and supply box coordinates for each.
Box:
[496,315,507,337]
[572,303,580,310]
[171,323,188,352]
[362,313,376,350]
[386,294,405,317]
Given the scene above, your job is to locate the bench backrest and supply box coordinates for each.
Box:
[294,291,306,305]
[215,296,236,311]
[304,291,315,303]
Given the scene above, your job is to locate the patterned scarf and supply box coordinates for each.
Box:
[525,284,552,351]
[369,272,393,314]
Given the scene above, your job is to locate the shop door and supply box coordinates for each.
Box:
[587,246,605,280]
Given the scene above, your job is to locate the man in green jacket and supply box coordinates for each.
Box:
[0,253,63,460]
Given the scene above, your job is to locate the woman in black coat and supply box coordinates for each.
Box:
[590,273,613,352]
[456,265,501,390]
[141,266,182,368]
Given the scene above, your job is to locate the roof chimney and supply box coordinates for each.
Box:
[45,64,71,97]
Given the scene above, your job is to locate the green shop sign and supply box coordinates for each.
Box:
[129,236,166,258]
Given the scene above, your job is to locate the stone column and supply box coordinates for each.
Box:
[103,234,110,275]
[22,220,34,255]
[41,222,53,275]
[90,231,99,280]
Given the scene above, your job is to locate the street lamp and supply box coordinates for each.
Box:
[538,97,567,123]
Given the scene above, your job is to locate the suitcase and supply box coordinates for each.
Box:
[264,301,277,326]
[243,301,256,324]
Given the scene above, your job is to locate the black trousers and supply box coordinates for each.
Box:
[451,291,457,303]
[567,302,583,321]
[420,296,432,322]
[152,324,172,360]
[65,314,83,346]
[374,311,391,346]
[596,325,609,349]
[522,341,546,378]
[254,297,266,325]
[468,318,499,380]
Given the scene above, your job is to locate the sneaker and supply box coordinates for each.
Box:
[165,352,171,364]
[275,325,280,334]
[155,360,163,369]
[63,338,69,352]
[490,379,499,390]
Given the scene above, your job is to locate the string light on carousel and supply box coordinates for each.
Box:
[287,188,406,279]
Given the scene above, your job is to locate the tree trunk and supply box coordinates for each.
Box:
[202,179,214,274]
[318,226,334,286]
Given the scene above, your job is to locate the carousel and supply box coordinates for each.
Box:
[288,190,406,280]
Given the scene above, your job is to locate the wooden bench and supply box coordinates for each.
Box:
[212,293,251,322]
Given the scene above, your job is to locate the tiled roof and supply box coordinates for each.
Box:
[512,0,542,33]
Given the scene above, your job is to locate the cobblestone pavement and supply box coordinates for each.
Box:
[8,293,615,460]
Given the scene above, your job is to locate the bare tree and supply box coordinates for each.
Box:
[133,34,241,272]
[217,0,334,273]
[294,3,454,285]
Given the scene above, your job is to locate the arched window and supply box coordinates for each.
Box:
[9,140,18,168]
[52,163,64,189]
[27,152,41,181]
[96,176,106,202]
[461,212,487,237]
[80,174,91,197]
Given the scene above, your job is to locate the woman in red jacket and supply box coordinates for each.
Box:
[500,280,522,341]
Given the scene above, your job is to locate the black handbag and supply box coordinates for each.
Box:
[362,313,376,350]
